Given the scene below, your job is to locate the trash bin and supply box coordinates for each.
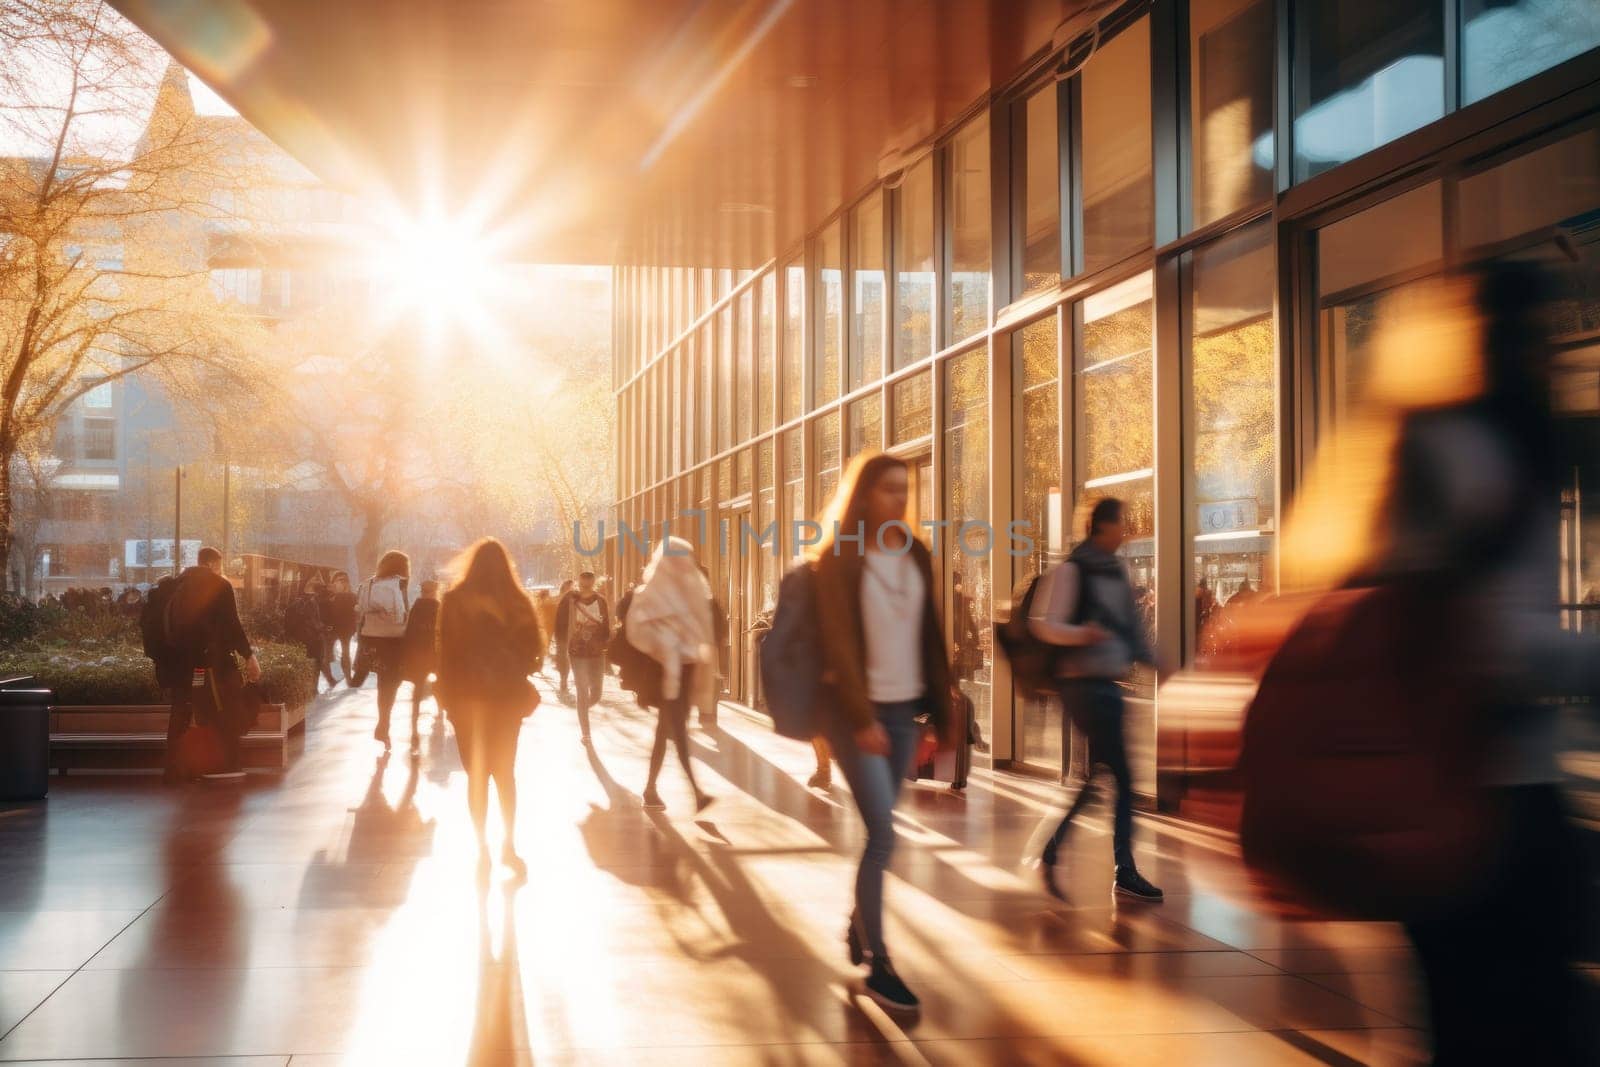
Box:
[0,688,51,801]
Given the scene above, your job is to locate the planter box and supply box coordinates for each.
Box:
[49,700,308,773]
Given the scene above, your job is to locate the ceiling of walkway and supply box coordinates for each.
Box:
[109,0,1096,266]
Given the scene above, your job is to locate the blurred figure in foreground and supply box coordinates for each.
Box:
[626,538,716,813]
[401,579,442,756]
[437,538,543,879]
[1375,265,1596,1064]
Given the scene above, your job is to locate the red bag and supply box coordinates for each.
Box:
[173,723,226,778]
[1238,581,1501,921]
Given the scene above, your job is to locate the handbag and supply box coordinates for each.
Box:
[1237,579,1501,921]
[173,722,226,778]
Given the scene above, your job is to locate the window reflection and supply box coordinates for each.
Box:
[846,393,882,461]
[1190,0,1274,227]
[891,370,932,444]
[949,116,991,343]
[895,156,935,368]
[1293,1,1444,181]
[782,260,803,423]
[813,410,841,508]
[1015,315,1061,771]
[1082,18,1154,272]
[758,272,776,432]
[1189,221,1277,661]
[699,323,714,462]
[736,288,754,444]
[1019,84,1061,295]
[815,221,843,407]
[718,306,734,452]
[944,349,991,744]
[850,195,885,390]
[1463,0,1600,104]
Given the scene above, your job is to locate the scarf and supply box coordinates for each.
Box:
[624,537,714,700]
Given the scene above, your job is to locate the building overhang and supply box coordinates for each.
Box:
[109,0,1090,266]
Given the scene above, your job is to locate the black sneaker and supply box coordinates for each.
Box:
[1113,866,1164,902]
[865,958,920,1015]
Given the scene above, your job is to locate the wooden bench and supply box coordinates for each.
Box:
[49,701,308,773]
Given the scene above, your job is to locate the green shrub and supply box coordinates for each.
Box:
[0,640,316,707]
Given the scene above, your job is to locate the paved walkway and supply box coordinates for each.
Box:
[0,671,1432,1064]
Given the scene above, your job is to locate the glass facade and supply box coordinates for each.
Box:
[609,3,1600,807]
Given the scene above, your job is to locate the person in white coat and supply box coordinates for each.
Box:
[351,549,411,749]
[626,537,716,813]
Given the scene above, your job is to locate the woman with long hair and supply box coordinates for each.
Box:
[353,550,411,749]
[436,538,544,878]
[624,537,716,813]
[810,451,953,1015]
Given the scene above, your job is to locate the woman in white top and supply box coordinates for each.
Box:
[809,451,954,1016]
[351,549,410,749]
[624,536,716,813]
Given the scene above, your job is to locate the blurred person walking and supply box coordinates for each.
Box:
[694,563,727,728]
[162,546,261,782]
[321,572,359,681]
[401,579,442,756]
[1372,265,1597,1064]
[552,578,576,696]
[351,551,411,750]
[810,451,954,1015]
[287,579,336,692]
[533,588,559,671]
[625,539,717,813]
[437,538,544,879]
[565,571,611,745]
[1029,497,1164,903]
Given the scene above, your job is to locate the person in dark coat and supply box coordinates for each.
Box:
[287,579,335,691]
[401,579,442,756]
[164,546,260,782]
[552,578,576,696]
[436,539,544,880]
[320,572,359,681]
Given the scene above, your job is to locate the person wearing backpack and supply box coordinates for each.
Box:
[162,546,260,783]
[400,579,442,756]
[351,550,411,750]
[809,451,954,1016]
[1029,497,1163,903]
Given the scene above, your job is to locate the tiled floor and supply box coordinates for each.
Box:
[0,672,1433,1065]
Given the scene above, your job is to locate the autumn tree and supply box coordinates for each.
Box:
[0,0,270,589]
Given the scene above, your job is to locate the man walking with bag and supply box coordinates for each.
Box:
[1029,498,1163,902]
[164,546,260,782]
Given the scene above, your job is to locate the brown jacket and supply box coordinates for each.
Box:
[435,588,544,718]
[813,537,953,737]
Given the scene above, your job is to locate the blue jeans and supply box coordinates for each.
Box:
[572,656,604,735]
[829,699,922,961]
[1044,679,1134,868]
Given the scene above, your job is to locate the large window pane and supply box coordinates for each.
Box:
[1458,126,1600,252]
[783,426,804,560]
[813,410,842,508]
[698,323,714,462]
[717,307,734,452]
[736,288,754,443]
[846,393,882,461]
[1014,315,1061,771]
[669,349,682,474]
[782,259,803,423]
[1463,0,1600,104]
[891,370,932,444]
[850,194,885,390]
[1190,0,1274,228]
[1317,182,1443,420]
[1189,220,1277,660]
[895,155,936,368]
[1293,1,1444,182]
[1077,272,1156,796]
[815,221,844,407]
[949,116,991,343]
[1019,84,1061,295]
[758,271,776,432]
[945,348,991,746]
[1082,18,1154,273]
